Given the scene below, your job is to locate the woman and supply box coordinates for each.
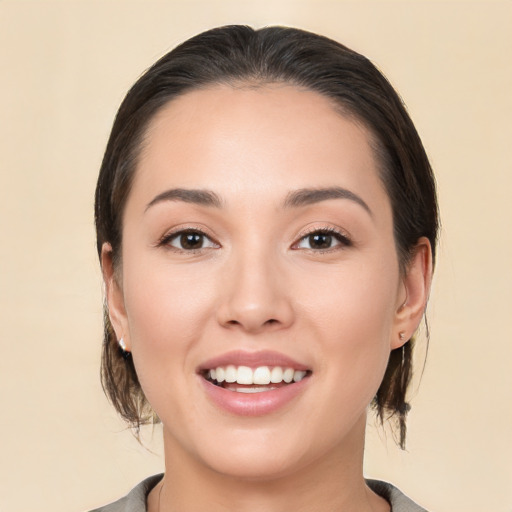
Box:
[92,25,438,512]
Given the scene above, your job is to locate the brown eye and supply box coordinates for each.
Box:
[294,229,351,251]
[308,233,332,249]
[166,230,217,251]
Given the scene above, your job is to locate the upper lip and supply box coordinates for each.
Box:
[198,350,310,372]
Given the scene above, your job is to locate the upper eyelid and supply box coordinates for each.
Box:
[291,226,353,249]
[158,226,220,247]
[295,225,351,241]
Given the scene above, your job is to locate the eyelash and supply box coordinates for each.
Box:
[158,226,352,253]
[158,228,219,252]
[292,227,352,252]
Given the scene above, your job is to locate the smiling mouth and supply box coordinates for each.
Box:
[202,365,311,393]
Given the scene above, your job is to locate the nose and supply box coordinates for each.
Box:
[216,250,295,334]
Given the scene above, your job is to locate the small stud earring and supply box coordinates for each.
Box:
[118,337,131,359]
[399,332,406,341]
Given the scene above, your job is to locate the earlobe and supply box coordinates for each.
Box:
[101,242,130,350]
[392,237,433,349]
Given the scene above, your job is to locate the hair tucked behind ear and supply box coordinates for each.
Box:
[95,25,438,446]
[373,340,413,449]
[100,308,157,431]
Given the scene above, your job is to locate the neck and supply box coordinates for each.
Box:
[152,415,389,512]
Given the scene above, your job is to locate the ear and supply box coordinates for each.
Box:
[101,242,130,351]
[392,237,433,350]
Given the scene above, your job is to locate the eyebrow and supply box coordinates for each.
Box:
[284,187,372,216]
[145,186,372,216]
[145,188,223,211]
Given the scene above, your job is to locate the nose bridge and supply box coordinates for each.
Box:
[217,237,293,332]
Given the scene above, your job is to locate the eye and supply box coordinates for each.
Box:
[163,229,219,251]
[293,229,351,251]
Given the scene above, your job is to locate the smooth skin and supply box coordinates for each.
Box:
[102,84,432,512]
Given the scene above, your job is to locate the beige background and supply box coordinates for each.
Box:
[1,1,511,511]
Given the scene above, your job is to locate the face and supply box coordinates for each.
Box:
[106,84,420,480]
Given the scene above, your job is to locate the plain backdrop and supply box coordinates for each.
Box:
[0,1,511,511]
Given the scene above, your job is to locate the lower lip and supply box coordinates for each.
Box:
[199,376,310,416]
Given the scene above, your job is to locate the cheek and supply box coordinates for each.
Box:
[120,259,221,426]
[125,249,215,322]
[121,258,216,372]
[302,258,398,402]
[302,255,399,340]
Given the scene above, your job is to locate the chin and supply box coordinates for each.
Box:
[169,422,311,482]
[204,446,306,482]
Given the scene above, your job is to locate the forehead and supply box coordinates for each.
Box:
[132,84,389,213]
[143,83,370,158]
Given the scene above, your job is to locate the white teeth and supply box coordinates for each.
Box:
[283,368,294,383]
[293,370,307,382]
[207,365,308,386]
[270,367,283,383]
[253,366,271,385]
[233,386,276,394]
[225,365,237,383]
[237,366,253,385]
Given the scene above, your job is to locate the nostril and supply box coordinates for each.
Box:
[226,319,278,327]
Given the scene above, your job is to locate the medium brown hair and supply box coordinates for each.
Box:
[95,25,439,448]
